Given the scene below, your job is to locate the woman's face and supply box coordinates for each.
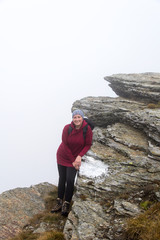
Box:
[73,114,83,129]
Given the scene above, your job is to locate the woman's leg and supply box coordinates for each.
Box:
[57,164,67,200]
[51,164,66,213]
[65,166,77,202]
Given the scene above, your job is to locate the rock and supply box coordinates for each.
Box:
[155,191,160,201]
[104,72,160,103]
[33,222,47,234]
[0,182,56,240]
[64,73,160,240]
[73,97,160,143]
[64,200,109,240]
[72,96,146,128]
[148,141,160,160]
[114,200,141,216]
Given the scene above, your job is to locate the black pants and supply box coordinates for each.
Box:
[57,164,77,202]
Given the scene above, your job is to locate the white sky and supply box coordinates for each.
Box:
[0,0,160,193]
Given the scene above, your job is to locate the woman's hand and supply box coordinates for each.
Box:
[72,161,79,170]
[75,155,82,166]
[72,156,82,170]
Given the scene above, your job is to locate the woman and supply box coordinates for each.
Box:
[51,109,93,216]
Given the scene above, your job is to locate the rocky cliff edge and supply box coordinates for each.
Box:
[64,73,160,240]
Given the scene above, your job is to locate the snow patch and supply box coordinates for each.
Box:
[80,156,109,179]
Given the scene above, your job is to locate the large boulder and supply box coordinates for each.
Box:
[104,72,160,103]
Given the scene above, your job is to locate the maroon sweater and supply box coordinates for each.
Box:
[57,120,93,167]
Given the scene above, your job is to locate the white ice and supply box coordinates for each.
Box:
[79,156,109,179]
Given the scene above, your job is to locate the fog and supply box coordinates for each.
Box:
[0,0,160,193]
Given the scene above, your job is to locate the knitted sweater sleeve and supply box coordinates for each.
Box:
[62,125,75,162]
[78,126,93,157]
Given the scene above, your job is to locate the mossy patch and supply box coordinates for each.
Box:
[140,200,153,210]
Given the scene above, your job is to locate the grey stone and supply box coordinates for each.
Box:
[33,222,47,234]
[155,191,160,201]
[104,72,160,103]
[114,200,141,216]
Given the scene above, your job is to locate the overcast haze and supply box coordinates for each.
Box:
[0,0,160,193]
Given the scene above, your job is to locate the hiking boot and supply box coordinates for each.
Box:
[61,201,70,216]
[51,198,63,213]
